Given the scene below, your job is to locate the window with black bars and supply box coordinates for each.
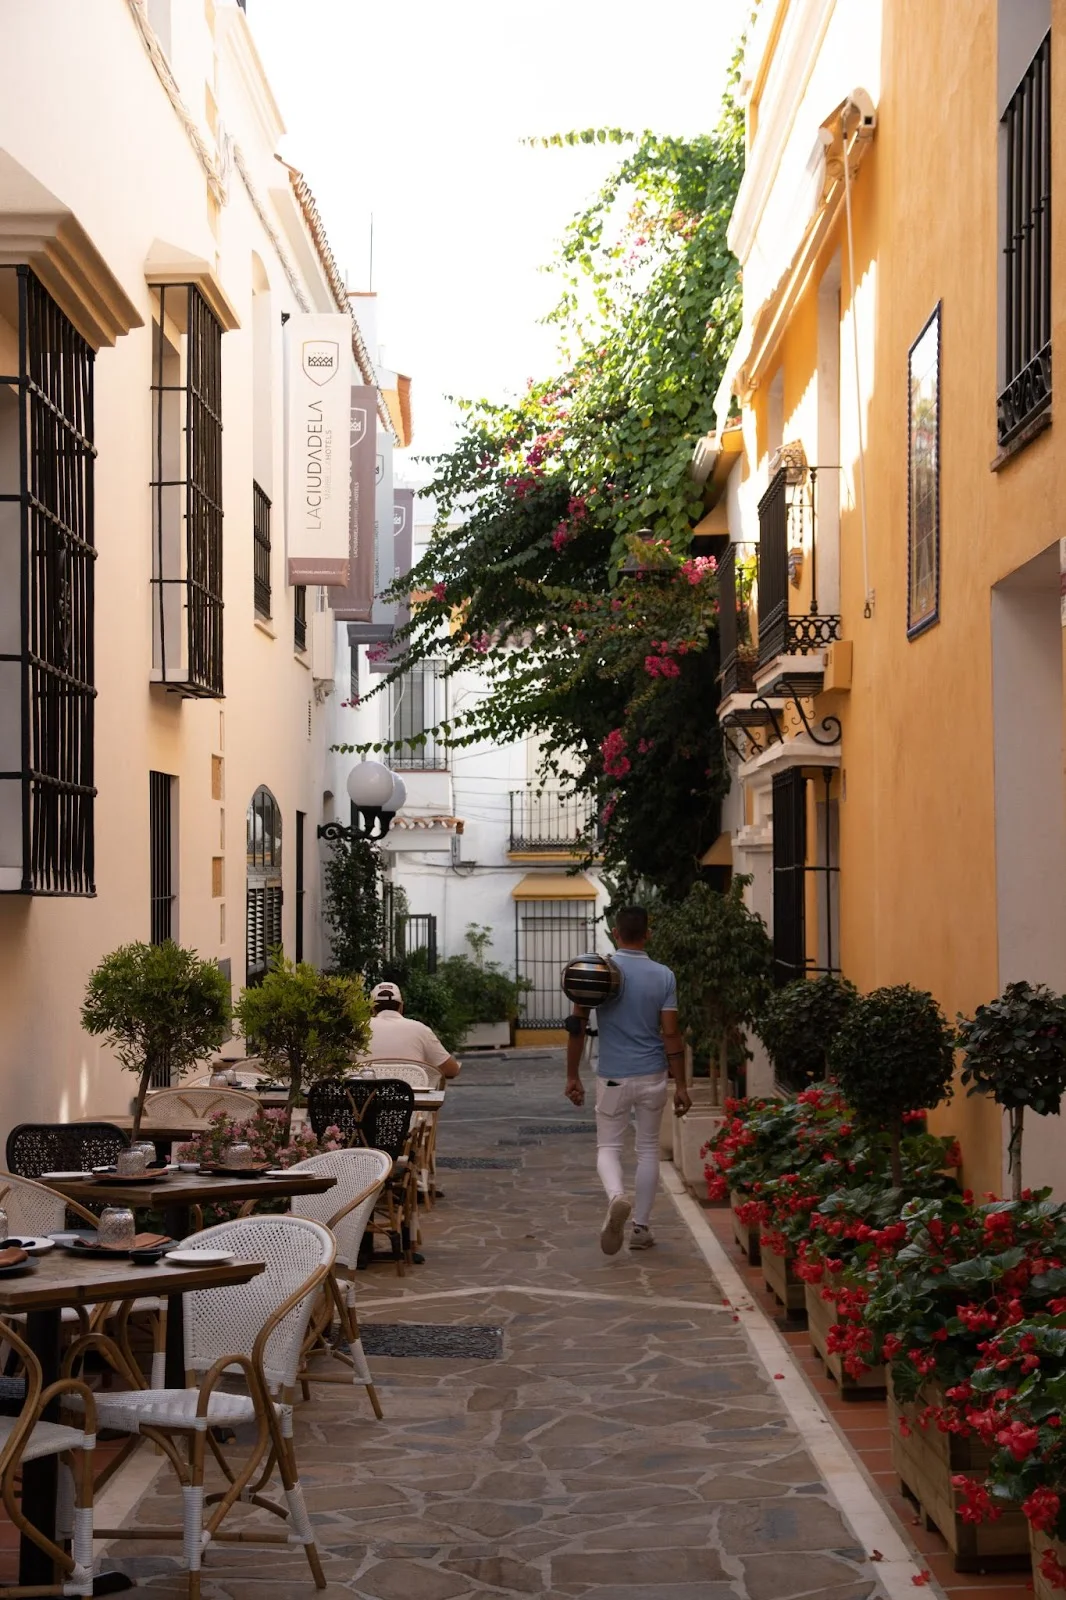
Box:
[294,585,307,651]
[151,283,224,697]
[771,765,840,993]
[295,810,305,963]
[149,772,175,943]
[253,480,271,618]
[389,660,447,769]
[515,900,597,1028]
[349,636,359,704]
[998,32,1052,448]
[756,471,789,667]
[0,266,97,895]
[246,785,282,985]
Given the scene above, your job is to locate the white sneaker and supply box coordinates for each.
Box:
[629,1225,655,1250]
[599,1195,631,1255]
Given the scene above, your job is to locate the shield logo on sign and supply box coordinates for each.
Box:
[302,341,339,386]
[351,406,369,443]
[375,454,384,485]
[393,504,408,534]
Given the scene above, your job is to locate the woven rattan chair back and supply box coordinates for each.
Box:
[358,1060,432,1090]
[146,1086,259,1124]
[306,1078,415,1159]
[5,1122,129,1179]
[286,1150,392,1269]
[0,1171,97,1234]
[180,1214,334,1394]
[185,1066,264,1090]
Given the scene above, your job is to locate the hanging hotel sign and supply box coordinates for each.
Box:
[285,314,351,587]
[332,386,377,621]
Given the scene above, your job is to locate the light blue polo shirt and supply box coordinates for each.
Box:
[594,949,678,1079]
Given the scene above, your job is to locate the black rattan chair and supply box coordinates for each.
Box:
[306,1080,415,1159]
[5,1122,129,1179]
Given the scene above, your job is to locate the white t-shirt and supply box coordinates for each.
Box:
[366,1010,452,1070]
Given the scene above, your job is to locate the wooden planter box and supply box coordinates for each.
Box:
[888,1378,1030,1571]
[1031,1527,1065,1600]
[730,1193,760,1265]
[761,1242,806,1318]
[804,1279,886,1398]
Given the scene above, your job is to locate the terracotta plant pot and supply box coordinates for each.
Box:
[804,1278,886,1398]
[888,1377,1030,1571]
[1030,1526,1066,1600]
[730,1192,760,1265]
[761,1241,806,1318]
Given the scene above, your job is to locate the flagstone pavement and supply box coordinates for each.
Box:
[103,1051,886,1600]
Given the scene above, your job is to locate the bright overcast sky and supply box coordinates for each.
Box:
[247,0,737,473]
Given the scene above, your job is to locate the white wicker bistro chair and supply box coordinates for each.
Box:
[285,1150,392,1415]
[356,1060,434,1090]
[144,1087,260,1124]
[0,1174,167,1385]
[66,1215,334,1600]
[0,1319,98,1599]
[184,1067,265,1091]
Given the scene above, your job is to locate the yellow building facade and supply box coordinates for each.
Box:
[713,0,1064,1195]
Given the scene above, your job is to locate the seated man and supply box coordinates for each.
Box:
[367,982,462,1080]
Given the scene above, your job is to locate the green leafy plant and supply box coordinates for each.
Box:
[828,984,955,1185]
[82,941,233,1140]
[436,924,528,1032]
[322,837,385,979]
[957,982,1066,1201]
[757,974,858,1091]
[235,954,372,1135]
[397,960,466,1053]
[649,878,773,1101]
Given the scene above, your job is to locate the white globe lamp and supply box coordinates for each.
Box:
[386,773,407,813]
[346,760,396,809]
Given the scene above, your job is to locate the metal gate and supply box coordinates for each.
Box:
[515,899,596,1029]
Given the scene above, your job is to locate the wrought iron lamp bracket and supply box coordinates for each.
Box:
[776,681,842,748]
[317,809,396,844]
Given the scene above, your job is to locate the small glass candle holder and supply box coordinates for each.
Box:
[0,1208,8,1244]
[223,1142,253,1170]
[98,1206,136,1250]
[116,1146,148,1177]
[209,1068,231,1087]
[133,1141,158,1169]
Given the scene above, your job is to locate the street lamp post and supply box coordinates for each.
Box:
[317,761,407,843]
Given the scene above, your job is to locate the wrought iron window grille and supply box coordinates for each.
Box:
[388,660,448,770]
[717,542,759,699]
[0,266,97,896]
[771,766,840,997]
[252,480,271,619]
[515,899,598,1029]
[246,784,282,985]
[998,33,1051,448]
[294,809,305,964]
[150,283,224,698]
[382,883,438,973]
[756,466,841,671]
[293,584,307,652]
[149,771,175,943]
[508,789,595,852]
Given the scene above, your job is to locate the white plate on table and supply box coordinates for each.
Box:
[265,1168,289,1178]
[6,1236,55,1254]
[165,1248,235,1266]
[41,1171,92,1180]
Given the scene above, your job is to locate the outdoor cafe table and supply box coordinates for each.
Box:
[0,1248,266,1590]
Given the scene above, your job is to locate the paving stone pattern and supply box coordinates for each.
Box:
[106,1053,883,1600]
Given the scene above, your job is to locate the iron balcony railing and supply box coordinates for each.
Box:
[756,467,841,670]
[998,32,1052,448]
[382,884,438,974]
[253,480,271,618]
[718,542,757,699]
[389,661,447,770]
[509,789,595,852]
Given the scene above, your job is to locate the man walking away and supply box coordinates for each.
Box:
[564,906,690,1254]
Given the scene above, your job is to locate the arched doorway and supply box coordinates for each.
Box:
[246,786,282,985]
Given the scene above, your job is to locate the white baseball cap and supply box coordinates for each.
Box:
[371,982,402,1004]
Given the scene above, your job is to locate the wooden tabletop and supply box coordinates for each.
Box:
[0,1248,265,1313]
[42,1170,337,1209]
[80,1115,214,1140]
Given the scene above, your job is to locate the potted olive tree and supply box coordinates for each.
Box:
[235,954,372,1137]
[957,980,1066,1200]
[828,983,955,1186]
[82,941,233,1140]
[757,973,858,1093]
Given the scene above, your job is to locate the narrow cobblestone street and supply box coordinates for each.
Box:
[103,1054,887,1600]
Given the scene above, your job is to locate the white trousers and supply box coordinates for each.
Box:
[594,1072,670,1228]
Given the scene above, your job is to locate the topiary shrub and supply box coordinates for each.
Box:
[757,973,858,1092]
[82,941,233,1140]
[235,954,372,1136]
[957,980,1066,1200]
[828,983,955,1185]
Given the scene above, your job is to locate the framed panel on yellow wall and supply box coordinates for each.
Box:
[907,303,941,638]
